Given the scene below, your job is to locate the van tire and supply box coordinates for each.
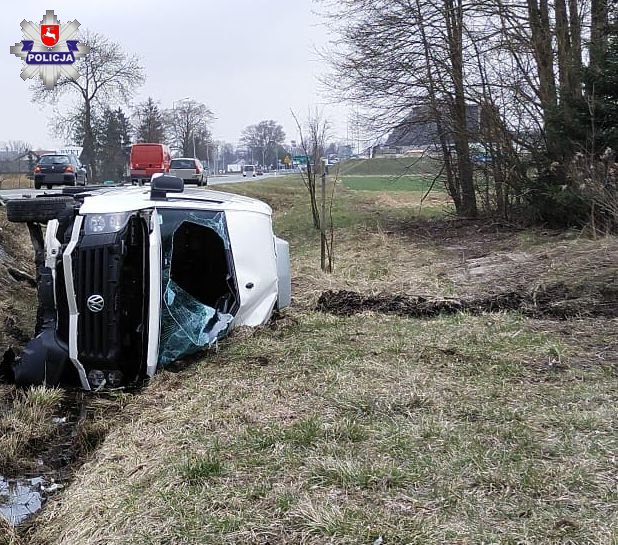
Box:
[6,196,75,223]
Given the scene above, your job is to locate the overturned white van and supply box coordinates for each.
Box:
[4,176,291,390]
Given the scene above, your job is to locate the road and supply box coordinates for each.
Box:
[0,172,285,202]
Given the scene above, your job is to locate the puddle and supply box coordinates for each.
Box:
[0,476,44,525]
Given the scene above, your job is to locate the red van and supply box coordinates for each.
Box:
[130,143,172,185]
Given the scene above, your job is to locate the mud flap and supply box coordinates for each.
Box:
[13,326,71,387]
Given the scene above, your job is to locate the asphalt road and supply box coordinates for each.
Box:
[0,172,285,203]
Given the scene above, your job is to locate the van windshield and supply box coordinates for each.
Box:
[243,166,254,172]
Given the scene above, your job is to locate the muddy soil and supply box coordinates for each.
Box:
[317,282,618,319]
[0,388,128,529]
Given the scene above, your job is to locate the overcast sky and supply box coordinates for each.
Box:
[1,0,348,150]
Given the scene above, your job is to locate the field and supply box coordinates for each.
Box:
[0,175,33,190]
[0,172,617,544]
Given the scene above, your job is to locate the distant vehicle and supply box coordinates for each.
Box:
[242,165,257,178]
[130,143,172,185]
[34,154,88,190]
[256,167,264,176]
[169,158,206,186]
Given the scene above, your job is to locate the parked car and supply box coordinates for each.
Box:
[256,167,264,176]
[3,176,291,390]
[130,143,172,185]
[34,154,88,190]
[169,157,206,186]
[242,165,257,177]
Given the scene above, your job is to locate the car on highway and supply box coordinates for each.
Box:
[3,176,291,391]
[130,143,172,185]
[242,165,257,177]
[34,154,88,190]
[169,158,206,186]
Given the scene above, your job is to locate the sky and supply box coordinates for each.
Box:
[0,0,349,150]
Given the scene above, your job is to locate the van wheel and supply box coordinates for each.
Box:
[6,196,75,223]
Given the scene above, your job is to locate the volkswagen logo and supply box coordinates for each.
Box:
[86,294,105,313]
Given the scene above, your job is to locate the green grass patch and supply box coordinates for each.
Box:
[181,455,224,484]
[342,175,433,192]
[337,157,439,176]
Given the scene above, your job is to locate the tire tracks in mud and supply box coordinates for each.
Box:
[317,283,618,320]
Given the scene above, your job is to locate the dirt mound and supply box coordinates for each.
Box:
[317,283,618,319]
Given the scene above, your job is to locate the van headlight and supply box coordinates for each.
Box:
[84,213,130,235]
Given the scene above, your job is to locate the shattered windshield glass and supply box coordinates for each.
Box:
[157,209,236,366]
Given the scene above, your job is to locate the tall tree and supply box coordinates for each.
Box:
[322,0,478,216]
[134,97,166,143]
[98,108,131,181]
[31,30,144,182]
[240,120,286,167]
[165,99,214,158]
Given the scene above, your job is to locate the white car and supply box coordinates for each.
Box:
[4,176,291,390]
[169,157,206,186]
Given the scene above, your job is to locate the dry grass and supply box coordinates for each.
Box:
[0,516,22,545]
[0,175,33,191]
[0,209,36,353]
[7,176,618,543]
[0,387,64,474]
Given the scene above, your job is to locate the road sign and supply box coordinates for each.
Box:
[293,155,309,165]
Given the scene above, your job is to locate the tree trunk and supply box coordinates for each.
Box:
[590,0,609,78]
[82,100,97,183]
[445,0,477,217]
[527,0,561,163]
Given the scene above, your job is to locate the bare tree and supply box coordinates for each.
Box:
[31,30,144,182]
[240,120,286,167]
[165,99,214,158]
[320,0,612,224]
[292,110,336,272]
[1,141,31,154]
[320,0,479,217]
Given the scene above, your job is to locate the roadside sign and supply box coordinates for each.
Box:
[293,155,309,165]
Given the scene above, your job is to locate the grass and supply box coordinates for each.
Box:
[0,387,64,474]
[341,175,432,192]
[8,175,618,544]
[336,157,439,177]
[0,175,33,190]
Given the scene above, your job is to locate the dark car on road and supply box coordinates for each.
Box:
[34,154,88,190]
